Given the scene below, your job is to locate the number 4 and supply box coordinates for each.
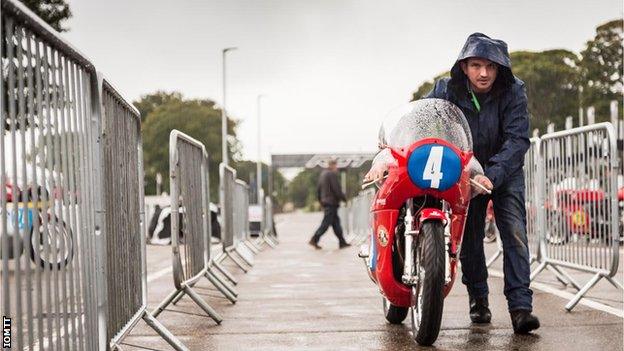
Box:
[423,146,444,188]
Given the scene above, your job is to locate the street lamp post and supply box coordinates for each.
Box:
[256,94,266,203]
[221,47,237,166]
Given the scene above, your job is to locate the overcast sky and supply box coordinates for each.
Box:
[64,0,622,163]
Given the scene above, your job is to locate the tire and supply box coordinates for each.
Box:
[30,214,74,270]
[383,297,408,324]
[410,220,445,346]
[545,210,570,245]
[483,219,497,243]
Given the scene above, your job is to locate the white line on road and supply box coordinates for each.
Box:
[489,269,624,318]
[146,265,173,283]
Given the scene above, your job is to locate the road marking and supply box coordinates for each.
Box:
[489,269,624,318]
[147,265,173,283]
[32,265,173,349]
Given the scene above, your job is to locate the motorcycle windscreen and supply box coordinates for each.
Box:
[373,98,484,179]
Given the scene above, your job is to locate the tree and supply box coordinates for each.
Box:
[134,91,183,123]
[283,162,372,210]
[411,72,450,101]
[231,160,287,207]
[22,0,72,32]
[511,50,579,132]
[287,168,321,210]
[579,19,623,122]
[2,0,73,132]
[141,94,240,198]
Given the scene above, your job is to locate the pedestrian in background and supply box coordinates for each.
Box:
[308,159,351,249]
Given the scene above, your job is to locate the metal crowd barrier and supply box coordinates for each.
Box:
[233,179,255,266]
[485,122,622,311]
[1,3,99,348]
[217,164,252,272]
[348,188,375,245]
[255,195,278,248]
[151,131,238,327]
[487,138,541,268]
[264,196,278,242]
[531,123,622,310]
[251,189,277,250]
[338,205,351,242]
[239,182,266,256]
[0,1,186,349]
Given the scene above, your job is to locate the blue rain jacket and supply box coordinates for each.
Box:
[426,33,530,189]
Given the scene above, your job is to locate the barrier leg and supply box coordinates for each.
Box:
[264,236,278,248]
[253,236,266,248]
[244,240,260,254]
[226,251,251,273]
[565,273,602,311]
[213,260,239,285]
[486,250,502,268]
[152,289,184,318]
[530,261,547,281]
[142,311,190,351]
[265,232,279,247]
[235,245,255,267]
[184,286,223,324]
[545,265,571,287]
[206,268,238,296]
[548,265,581,290]
[171,289,187,305]
[605,275,624,290]
[205,270,237,303]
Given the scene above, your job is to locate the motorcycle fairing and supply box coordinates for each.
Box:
[371,138,473,307]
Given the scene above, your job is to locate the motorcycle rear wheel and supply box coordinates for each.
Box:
[483,219,498,243]
[30,214,74,270]
[410,220,445,346]
[383,297,408,324]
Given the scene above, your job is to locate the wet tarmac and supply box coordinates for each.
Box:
[123,212,624,350]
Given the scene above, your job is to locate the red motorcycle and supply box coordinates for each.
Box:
[543,182,623,245]
[360,99,484,346]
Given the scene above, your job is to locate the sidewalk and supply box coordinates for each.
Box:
[123,211,624,350]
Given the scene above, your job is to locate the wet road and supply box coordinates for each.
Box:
[123,212,624,350]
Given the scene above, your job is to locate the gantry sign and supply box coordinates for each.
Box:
[268,153,376,196]
[271,153,376,169]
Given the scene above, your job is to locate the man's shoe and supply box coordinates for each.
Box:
[469,296,492,324]
[339,242,351,249]
[510,309,540,334]
[308,239,322,250]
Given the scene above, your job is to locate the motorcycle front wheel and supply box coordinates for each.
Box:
[410,220,445,346]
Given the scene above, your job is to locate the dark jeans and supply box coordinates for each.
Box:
[311,205,347,245]
[460,176,533,312]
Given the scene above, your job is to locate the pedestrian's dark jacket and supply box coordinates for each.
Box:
[426,33,530,189]
[317,169,346,206]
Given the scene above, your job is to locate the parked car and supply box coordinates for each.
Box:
[147,202,220,245]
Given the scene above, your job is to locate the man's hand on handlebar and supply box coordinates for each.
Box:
[471,174,493,195]
[364,163,388,183]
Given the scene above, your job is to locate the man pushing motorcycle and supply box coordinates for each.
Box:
[365,33,539,334]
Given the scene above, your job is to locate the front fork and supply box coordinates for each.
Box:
[402,199,417,286]
[401,200,451,287]
[443,203,452,286]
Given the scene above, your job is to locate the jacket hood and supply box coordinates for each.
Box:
[449,33,514,95]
